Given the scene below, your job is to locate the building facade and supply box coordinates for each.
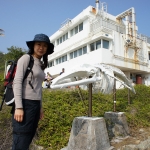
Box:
[45,1,150,86]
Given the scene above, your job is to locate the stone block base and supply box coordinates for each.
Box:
[104,112,130,138]
[61,116,111,150]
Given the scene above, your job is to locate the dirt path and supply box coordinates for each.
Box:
[111,127,150,149]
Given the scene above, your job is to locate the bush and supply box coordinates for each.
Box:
[0,85,150,150]
[36,86,150,149]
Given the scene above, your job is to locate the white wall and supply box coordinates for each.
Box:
[45,48,113,76]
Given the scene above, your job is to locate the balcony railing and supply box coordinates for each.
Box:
[90,19,150,44]
[137,33,150,44]
[90,18,126,34]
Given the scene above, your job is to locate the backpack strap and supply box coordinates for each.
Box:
[4,60,17,86]
[23,54,34,89]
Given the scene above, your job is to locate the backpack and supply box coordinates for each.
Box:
[0,54,34,111]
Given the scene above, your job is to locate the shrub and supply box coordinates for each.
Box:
[36,86,150,149]
[0,85,150,150]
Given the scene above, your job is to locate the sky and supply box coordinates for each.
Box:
[0,0,150,54]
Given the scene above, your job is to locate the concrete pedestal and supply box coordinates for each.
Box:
[104,112,130,138]
[61,116,113,150]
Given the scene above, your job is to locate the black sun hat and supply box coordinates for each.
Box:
[26,33,54,54]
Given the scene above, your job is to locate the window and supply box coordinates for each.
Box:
[61,55,67,62]
[60,37,62,44]
[103,40,109,49]
[90,43,95,51]
[59,57,62,63]
[70,22,83,37]
[79,23,83,32]
[64,55,67,61]
[62,56,65,62]
[75,26,78,34]
[70,52,73,59]
[57,39,59,45]
[56,59,59,65]
[56,55,67,65]
[48,61,54,67]
[69,46,87,60]
[96,40,101,49]
[66,33,68,40]
[56,32,68,45]
[71,29,74,37]
[63,35,65,41]
[83,46,87,54]
[78,48,82,56]
[74,50,77,58]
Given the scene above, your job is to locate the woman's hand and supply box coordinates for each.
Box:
[14,108,24,122]
[40,108,44,120]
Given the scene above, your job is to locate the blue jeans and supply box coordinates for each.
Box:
[12,99,41,150]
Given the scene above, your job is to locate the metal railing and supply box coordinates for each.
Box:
[90,19,150,44]
[137,33,150,44]
[90,18,126,34]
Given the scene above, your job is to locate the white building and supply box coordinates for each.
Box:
[45,0,150,86]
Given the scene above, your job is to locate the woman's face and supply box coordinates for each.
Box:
[33,41,48,59]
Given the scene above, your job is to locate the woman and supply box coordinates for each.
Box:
[12,33,54,150]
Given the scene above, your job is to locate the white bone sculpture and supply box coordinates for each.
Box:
[50,63,136,94]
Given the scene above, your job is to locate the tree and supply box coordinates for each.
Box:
[0,52,5,72]
[4,46,27,61]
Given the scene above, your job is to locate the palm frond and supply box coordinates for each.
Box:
[0,29,4,36]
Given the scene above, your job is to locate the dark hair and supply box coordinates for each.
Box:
[27,44,48,70]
